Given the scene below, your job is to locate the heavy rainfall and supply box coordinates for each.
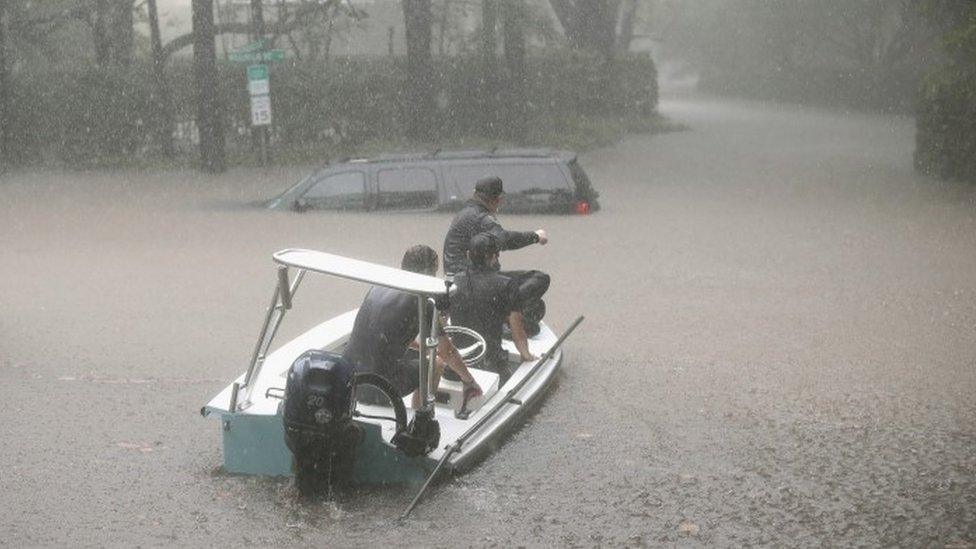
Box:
[1,0,975,546]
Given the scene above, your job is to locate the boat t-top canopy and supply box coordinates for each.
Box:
[273,249,448,296]
[237,248,448,412]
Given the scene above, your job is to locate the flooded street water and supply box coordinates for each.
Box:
[2,93,975,546]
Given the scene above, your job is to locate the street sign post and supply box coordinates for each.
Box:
[227,40,285,166]
[247,64,272,127]
[247,63,272,165]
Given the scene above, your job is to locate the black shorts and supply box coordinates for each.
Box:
[356,358,420,405]
[388,357,421,397]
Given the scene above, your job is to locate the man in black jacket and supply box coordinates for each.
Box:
[442,176,550,332]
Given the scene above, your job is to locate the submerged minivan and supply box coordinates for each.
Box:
[267,149,600,215]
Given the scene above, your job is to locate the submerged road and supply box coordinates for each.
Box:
[1,94,975,546]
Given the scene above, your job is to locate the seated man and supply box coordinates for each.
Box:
[442,176,550,335]
[449,234,538,383]
[342,245,482,409]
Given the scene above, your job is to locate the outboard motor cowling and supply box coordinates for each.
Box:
[283,350,361,496]
[284,350,352,433]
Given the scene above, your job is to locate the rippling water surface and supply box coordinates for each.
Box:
[2,93,975,546]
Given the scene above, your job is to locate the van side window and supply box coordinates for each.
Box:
[376,168,438,210]
[447,164,571,195]
[302,171,366,210]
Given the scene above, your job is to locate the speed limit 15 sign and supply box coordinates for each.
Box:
[250,95,272,126]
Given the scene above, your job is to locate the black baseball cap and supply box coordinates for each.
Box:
[474,176,504,197]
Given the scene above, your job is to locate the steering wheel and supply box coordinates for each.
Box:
[443,325,487,369]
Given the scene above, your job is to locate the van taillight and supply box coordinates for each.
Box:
[575,201,591,215]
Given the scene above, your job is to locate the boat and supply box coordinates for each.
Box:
[201,248,581,491]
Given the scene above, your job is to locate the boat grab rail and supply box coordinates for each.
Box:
[239,267,306,410]
[400,315,584,519]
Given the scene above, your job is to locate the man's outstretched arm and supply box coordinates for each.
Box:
[483,215,547,251]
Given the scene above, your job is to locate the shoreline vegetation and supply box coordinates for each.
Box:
[2,52,663,171]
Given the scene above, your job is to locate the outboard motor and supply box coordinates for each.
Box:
[283,350,361,496]
[284,349,447,495]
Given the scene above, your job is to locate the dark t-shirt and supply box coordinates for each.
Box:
[342,286,432,395]
[450,269,524,365]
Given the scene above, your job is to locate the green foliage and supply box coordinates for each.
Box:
[5,52,658,166]
[915,17,976,182]
[7,67,153,165]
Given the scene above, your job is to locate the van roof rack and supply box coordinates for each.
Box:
[334,148,571,165]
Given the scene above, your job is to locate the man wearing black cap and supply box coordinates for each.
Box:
[450,233,538,383]
[442,176,550,332]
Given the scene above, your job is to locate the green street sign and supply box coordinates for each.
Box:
[236,38,269,54]
[227,49,286,63]
[247,64,268,81]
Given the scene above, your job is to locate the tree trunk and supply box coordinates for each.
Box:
[251,0,264,39]
[548,0,582,47]
[147,0,176,158]
[0,0,9,168]
[577,0,615,60]
[617,0,638,53]
[111,0,135,66]
[93,0,112,66]
[481,0,498,134]
[502,1,524,81]
[482,0,497,63]
[502,0,525,138]
[402,0,435,140]
[323,17,334,62]
[438,0,450,56]
[192,0,226,172]
[549,0,615,58]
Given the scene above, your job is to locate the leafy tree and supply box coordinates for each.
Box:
[162,1,343,62]
[276,1,367,62]
[913,0,976,181]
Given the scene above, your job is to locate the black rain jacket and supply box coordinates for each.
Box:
[443,199,539,275]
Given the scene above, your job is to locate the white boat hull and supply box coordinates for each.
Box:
[202,311,563,483]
